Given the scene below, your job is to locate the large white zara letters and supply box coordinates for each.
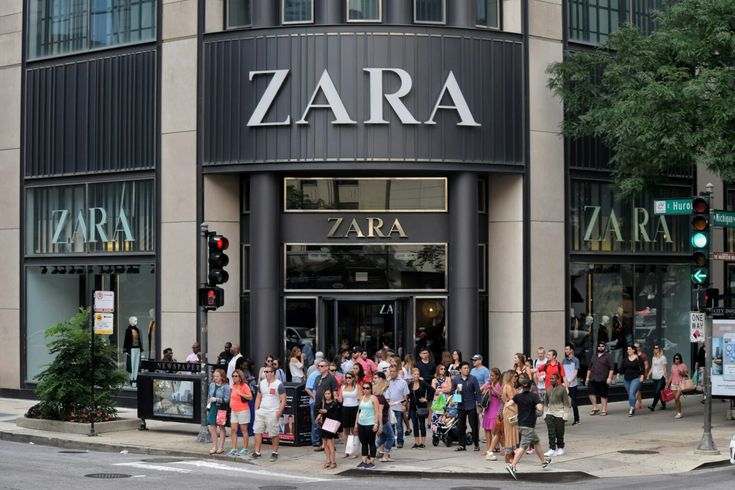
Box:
[246,68,480,127]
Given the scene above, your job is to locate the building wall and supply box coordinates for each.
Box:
[527,0,565,352]
[160,0,201,361]
[0,0,22,389]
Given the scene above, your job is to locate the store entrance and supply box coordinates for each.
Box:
[322,298,410,362]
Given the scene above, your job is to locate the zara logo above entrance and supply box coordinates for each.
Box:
[247,68,481,128]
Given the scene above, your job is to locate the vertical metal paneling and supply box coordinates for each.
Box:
[24,47,157,177]
[203,28,524,167]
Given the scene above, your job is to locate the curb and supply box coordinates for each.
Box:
[338,468,597,483]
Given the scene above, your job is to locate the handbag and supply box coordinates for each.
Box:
[321,417,341,434]
[507,414,518,425]
[452,393,462,403]
[480,390,490,409]
[417,407,428,417]
[660,387,675,403]
[216,408,228,426]
[680,378,695,393]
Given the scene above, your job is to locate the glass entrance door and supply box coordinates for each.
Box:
[322,298,408,362]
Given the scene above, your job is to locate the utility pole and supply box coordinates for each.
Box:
[196,223,211,443]
[695,182,719,455]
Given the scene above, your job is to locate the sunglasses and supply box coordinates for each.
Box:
[263,370,273,373]
[232,374,240,377]
[330,369,337,372]
[364,386,372,390]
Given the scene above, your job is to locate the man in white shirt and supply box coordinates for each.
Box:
[385,365,410,449]
[185,341,200,363]
[252,367,287,461]
[227,344,242,386]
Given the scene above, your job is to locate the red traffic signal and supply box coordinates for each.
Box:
[199,286,224,310]
[207,232,230,286]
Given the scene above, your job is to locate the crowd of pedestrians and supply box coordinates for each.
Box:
[202,338,697,478]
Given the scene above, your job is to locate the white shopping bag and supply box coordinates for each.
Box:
[345,434,360,455]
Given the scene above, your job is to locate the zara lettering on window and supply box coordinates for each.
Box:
[51,207,135,245]
[247,68,480,127]
[582,206,672,243]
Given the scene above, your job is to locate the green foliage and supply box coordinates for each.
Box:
[27,307,129,422]
[547,0,735,197]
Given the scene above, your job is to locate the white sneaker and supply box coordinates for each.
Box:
[485,451,497,461]
[544,449,555,457]
[555,448,565,456]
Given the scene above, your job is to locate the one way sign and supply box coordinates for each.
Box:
[690,311,705,342]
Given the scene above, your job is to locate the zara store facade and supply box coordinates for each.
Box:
[0,0,576,393]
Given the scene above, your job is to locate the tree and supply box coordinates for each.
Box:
[26,308,129,423]
[547,0,735,197]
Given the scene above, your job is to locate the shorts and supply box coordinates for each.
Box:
[231,409,251,425]
[253,409,280,436]
[590,380,609,399]
[518,426,540,450]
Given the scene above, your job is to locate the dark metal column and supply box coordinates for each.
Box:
[449,172,479,357]
[250,172,280,360]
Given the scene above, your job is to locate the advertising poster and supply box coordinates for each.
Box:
[152,378,195,419]
[263,384,312,446]
[711,320,735,397]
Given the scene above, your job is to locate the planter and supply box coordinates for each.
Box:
[16,416,140,435]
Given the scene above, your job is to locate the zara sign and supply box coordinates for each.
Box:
[247,68,481,128]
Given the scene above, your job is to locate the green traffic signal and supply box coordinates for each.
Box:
[691,268,708,285]
[691,232,708,249]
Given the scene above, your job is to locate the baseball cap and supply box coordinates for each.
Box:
[471,354,482,361]
[352,346,363,353]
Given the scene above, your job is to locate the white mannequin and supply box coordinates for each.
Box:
[125,316,142,386]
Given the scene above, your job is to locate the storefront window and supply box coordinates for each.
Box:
[26,179,155,255]
[415,297,446,362]
[28,0,156,60]
[282,0,314,24]
[25,264,155,384]
[568,0,665,44]
[569,262,690,379]
[570,180,690,253]
[347,0,381,21]
[285,178,447,212]
[286,244,447,291]
[414,0,445,24]
[285,298,317,368]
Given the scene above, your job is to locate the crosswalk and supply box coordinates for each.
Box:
[113,458,347,483]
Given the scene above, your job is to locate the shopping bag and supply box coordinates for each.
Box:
[216,409,228,426]
[452,393,462,403]
[431,394,447,412]
[345,434,359,455]
[660,387,675,403]
[321,417,341,434]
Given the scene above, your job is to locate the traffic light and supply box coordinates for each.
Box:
[199,286,224,311]
[690,195,710,286]
[207,233,230,286]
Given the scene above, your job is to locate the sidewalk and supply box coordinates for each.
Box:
[0,395,733,481]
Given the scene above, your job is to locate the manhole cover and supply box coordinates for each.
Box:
[58,450,87,454]
[140,458,183,463]
[259,486,298,490]
[451,487,501,490]
[84,473,132,479]
[618,449,659,455]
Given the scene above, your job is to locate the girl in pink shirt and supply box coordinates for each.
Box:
[666,353,688,419]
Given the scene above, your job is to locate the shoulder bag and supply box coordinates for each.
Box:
[679,377,695,393]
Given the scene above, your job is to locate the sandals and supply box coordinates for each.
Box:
[405,429,412,436]
[589,409,599,416]
[600,411,607,416]
[214,448,224,454]
[209,447,217,454]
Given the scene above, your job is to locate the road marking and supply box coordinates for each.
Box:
[175,460,339,481]
[114,462,192,473]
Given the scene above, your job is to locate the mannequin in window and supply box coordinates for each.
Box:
[147,308,156,360]
[598,315,610,344]
[124,316,142,387]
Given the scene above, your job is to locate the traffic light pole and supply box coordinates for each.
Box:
[196,223,211,444]
[696,184,719,455]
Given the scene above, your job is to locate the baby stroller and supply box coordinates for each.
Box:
[431,401,473,447]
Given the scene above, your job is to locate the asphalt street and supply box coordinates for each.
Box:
[0,440,734,490]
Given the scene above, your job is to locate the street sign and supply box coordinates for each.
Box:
[712,210,735,227]
[93,312,114,335]
[691,268,709,285]
[654,198,692,215]
[690,311,705,342]
[713,251,735,261]
[94,291,114,313]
